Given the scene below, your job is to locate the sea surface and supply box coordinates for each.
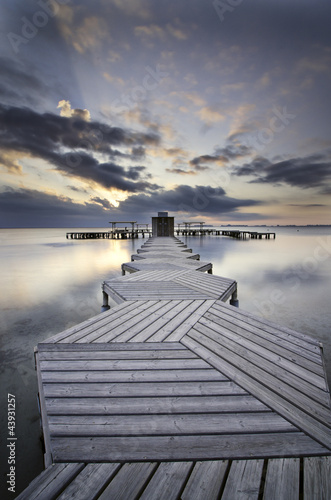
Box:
[0,226,331,497]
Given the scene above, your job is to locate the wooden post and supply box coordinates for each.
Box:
[230,288,239,307]
[101,290,110,312]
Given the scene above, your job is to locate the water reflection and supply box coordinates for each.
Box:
[0,231,137,310]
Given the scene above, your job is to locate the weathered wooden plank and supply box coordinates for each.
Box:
[207,305,324,369]
[148,300,215,343]
[38,349,198,361]
[55,463,121,500]
[35,352,52,467]
[197,316,329,402]
[98,462,157,500]
[46,395,276,416]
[181,460,228,500]
[122,259,212,273]
[182,333,331,450]
[129,300,206,343]
[118,300,199,343]
[263,458,300,500]
[42,301,139,344]
[188,325,331,420]
[50,433,328,462]
[46,394,269,415]
[304,456,331,499]
[175,273,236,299]
[38,342,187,352]
[48,413,296,437]
[15,464,84,500]
[131,252,200,260]
[138,462,193,500]
[76,300,170,343]
[60,301,158,344]
[93,300,182,343]
[213,300,321,349]
[43,380,247,398]
[40,358,208,371]
[204,308,325,378]
[41,368,229,383]
[221,459,264,500]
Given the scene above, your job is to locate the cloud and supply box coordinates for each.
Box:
[166,21,188,41]
[0,187,110,227]
[60,15,109,54]
[233,154,331,191]
[90,196,115,209]
[0,183,261,228]
[110,0,151,19]
[0,151,24,175]
[0,57,48,107]
[114,184,260,220]
[190,154,229,168]
[287,204,326,208]
[165,168,197,176]
[103,73,125,87]
[189,144,252,170]
[196,106,226,126]
[170,91,206,107]
[134,24,165,41]
[57,100,91,121]
[134,19,188,44]
[0,103,160,193]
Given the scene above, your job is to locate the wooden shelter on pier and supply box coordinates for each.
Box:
[17,231,331,499]
[152,212,174,237]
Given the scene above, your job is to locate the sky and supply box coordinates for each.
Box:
[0,0,331,227]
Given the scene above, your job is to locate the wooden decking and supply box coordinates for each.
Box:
[18,236,331,499]
[102,270,237,304]
[121,238,213,274]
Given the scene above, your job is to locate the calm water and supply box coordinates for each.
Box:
[0,226,331,497]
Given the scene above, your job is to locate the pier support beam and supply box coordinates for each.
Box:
[101,290,110,312]
[230,288,239,308]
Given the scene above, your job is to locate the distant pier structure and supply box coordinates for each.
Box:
[66,214,275,240]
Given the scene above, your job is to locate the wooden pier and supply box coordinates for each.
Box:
[18,236,331,499]
[66,228,275,240]
[66,229,152,239]
[175,228,276,239]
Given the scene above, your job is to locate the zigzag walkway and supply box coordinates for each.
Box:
[18,237,331,499]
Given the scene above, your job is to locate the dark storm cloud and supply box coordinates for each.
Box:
[90,196,114,209]
[233,154,331,191]
[0,184,261,227]
[54,154,160,193]
[0,187,109,227]
[114,184,260,219]
[190,154,229,166]
[0,103,160,192]
[190,144,252,169]
[0,57,45,99]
